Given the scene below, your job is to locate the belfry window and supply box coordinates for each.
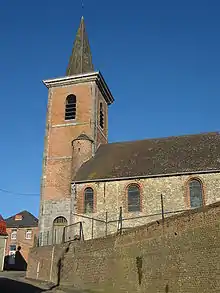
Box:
[99,102,104,129]
[127,184,141,212]
[84,187,94,213]
[65,94,76,120]
[189,179,204,208]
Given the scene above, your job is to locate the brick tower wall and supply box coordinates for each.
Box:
[39,80,109,242]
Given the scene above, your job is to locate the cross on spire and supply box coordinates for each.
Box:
[66,17,94,76]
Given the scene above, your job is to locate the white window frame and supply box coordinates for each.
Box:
[25,229,32,239]
[11,229,17,240]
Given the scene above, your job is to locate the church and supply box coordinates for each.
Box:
[38,17,220,244]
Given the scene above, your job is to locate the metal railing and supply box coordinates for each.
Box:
[37,194,193,246]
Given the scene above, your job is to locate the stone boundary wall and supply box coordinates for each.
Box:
[27,201,220,292]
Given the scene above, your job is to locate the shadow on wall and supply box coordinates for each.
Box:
[4,246,27,271]
[49,242,72,291]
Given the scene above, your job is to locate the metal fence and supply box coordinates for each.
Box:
[37,221,83,246]
[37,194,193,246]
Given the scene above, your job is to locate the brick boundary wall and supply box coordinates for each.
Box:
[27,201,220,292]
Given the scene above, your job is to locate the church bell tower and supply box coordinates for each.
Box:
[38,17,114,243]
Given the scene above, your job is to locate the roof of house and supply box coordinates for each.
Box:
[5,210,38,228]
[74,132,220,182]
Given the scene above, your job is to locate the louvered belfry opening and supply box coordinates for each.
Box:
[100,102,104,129]
[65,94,76,120]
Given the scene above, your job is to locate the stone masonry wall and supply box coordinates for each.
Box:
[27,201,220,292]
[74,172,220,239]
[39,199,71,245]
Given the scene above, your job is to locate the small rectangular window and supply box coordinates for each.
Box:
[9,245,16,251]
[11,229,17,240]
[25,229,32,239]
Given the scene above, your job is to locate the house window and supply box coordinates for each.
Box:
[127,184,141,212]
[11,229,17,240]
[99,102,104,129]
[25,229,32,239]
[9,245,16,252]
[65,94,76,120]
[15,214,23,221]
[189,179,204,208]
[84,187,94,213]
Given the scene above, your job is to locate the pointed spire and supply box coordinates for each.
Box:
[66,17,94,76]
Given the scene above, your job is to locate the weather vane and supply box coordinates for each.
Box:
[81,0,84,10]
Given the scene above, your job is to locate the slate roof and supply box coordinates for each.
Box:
[74,132,220,182]
[5,210,38,228]
[66,16,94,76]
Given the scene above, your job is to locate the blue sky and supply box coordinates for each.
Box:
[0,0,220,218]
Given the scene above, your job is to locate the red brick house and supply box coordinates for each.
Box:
[4,211,38,270]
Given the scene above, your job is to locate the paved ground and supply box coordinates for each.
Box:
[0,276,43,293]
[0,271,54,292]
[0,271,98,293]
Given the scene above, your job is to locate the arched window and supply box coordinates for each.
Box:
[127,184,141,212]
[84,187,94,213]
[99,102,104,129]
[53,216,68,226]
[189,179,203,208]
[65,94,76,120]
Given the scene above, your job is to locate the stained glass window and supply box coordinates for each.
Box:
[128,184,140,212]
[84,187,94,213]
[189,179,203,208]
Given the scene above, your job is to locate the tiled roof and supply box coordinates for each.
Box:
[74,132,220,182]
[5,210,38,228]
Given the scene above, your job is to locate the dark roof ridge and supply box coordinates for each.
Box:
[5,210,30,219]
[5,210,38,228]
[106,131,220,146]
